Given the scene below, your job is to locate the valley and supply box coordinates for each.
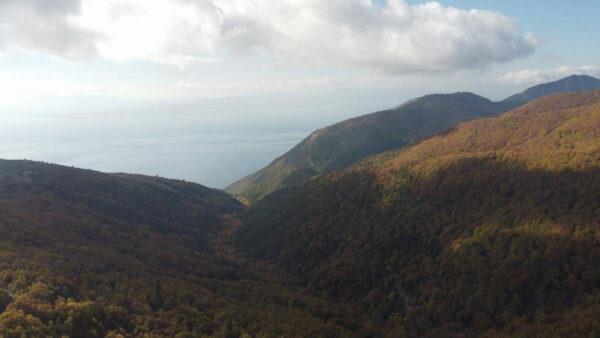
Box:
[2,1,600,336]
[1,76,600,337]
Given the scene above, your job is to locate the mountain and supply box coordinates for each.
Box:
[227,74,600,204]
[0,160,374,337]
[227,92,515,203]
[236,91,600,336]
[503,74,600,104]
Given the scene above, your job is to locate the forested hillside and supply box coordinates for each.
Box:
[227,92,514,203]
[227,74,600,204]
[3,89,600,337]
[237,91,600,336]
[0,160,375,337]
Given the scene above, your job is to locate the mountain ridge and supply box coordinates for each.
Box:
[227,91,515,203]
[503,74,600,103]
[227,74,600,203]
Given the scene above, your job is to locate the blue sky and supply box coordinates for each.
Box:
[430,0,600,64]
[0,0,598,186]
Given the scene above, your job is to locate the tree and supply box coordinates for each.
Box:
[149,280,164,311]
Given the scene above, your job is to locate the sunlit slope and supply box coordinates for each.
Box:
[227,92,511,203]
[228,75,600,204]
[371,90,600,172]
[237,91,600,336]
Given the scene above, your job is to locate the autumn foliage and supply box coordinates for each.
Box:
[237,91,600,336]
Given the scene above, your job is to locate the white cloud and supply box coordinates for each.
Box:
[0,0,102,60]
[0,0,537,74]
[501,65,600,84]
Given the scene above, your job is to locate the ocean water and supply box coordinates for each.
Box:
[0,129,305,189]
[0,91,405,188]
[0,113,311,188]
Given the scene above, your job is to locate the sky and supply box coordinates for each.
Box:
[0,0,599,187]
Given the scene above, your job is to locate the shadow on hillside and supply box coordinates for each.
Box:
[240,157,600,259]
[235,157,600,334]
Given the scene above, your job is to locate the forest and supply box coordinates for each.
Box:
[237,91,600,336]
[1,0,600,336]
[0,92,599,336]
[0,160,375,337]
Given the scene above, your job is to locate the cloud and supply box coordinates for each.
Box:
[501,65,600,84]
[0,0,103,60]
[1,0,537,74]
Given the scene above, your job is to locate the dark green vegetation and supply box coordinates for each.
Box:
[237,91,600,336]
[227,75,600,204]
[0,160,375,337]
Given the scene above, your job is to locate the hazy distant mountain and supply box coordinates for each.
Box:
[227,92,515,203]
[227,74,600,203]
[237,91,600,336]
[0,160,372,336]
[503,74,600,103]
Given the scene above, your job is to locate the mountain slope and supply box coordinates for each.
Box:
[236,91,600,336]
[228,75,600,204]
[0,160,374,337]
[227,92,513,203]
[503,74,600,104]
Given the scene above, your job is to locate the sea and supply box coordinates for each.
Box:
[0,91,404,188]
